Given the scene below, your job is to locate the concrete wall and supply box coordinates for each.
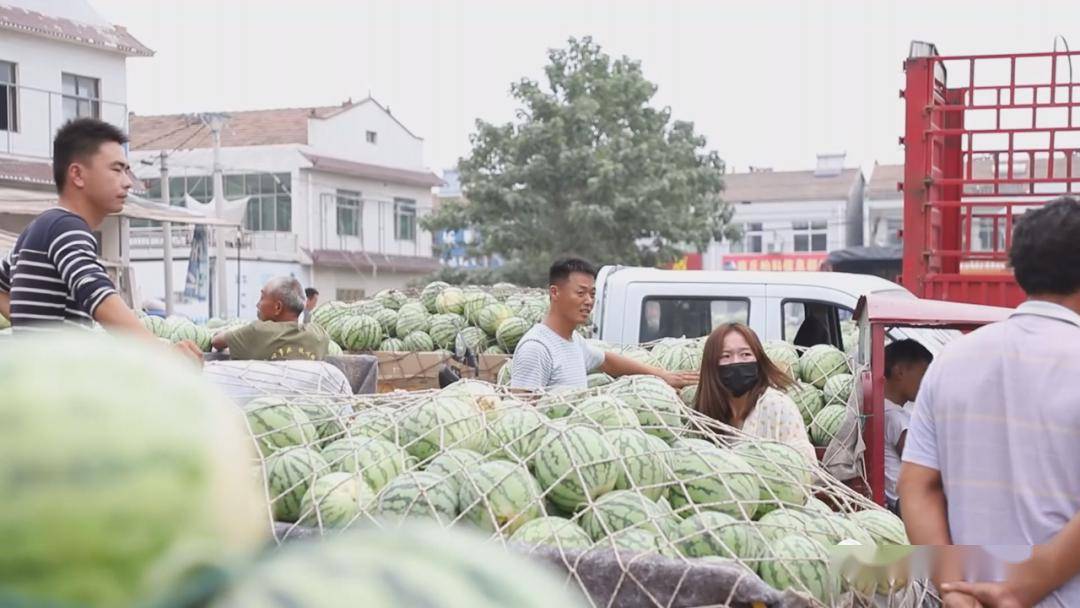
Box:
[308,101,424,170]
[0,30,128,159]
[312,265,425,302]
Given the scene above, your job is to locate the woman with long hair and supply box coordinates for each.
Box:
[694,322,816,465]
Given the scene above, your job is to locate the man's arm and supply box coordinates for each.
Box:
[0,290,9,321]
[211,330,230,352]
[0,249,11,321]
[598,351,698,389]
[94,294,156,339]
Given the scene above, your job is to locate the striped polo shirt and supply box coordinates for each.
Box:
[0,208,117,331]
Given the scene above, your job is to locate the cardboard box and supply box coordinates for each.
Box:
[366,351,512,392]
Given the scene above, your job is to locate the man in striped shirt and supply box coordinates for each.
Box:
[0,119,201,360]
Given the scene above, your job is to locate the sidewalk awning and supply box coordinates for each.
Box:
[0,188,240,227]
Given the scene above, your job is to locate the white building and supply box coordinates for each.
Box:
[703,154,865,271]
[0,1,187,303]
[864,163,904,247]
[128,98,443,319]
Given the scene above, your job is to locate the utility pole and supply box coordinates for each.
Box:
[159,150,174,316]
[199,112,230,319]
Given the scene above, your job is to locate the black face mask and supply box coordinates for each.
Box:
[718,362,759,397]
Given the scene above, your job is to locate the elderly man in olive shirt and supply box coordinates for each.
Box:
[212,277,330,361]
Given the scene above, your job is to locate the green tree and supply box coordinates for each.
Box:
[423,37,737,286]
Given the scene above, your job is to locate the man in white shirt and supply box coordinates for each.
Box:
[511,257,697,391]
[881,339,933,517]
[900,197,1080,607]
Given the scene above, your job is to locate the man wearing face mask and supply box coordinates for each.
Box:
[211,276,330,361]
[510,257,698,390]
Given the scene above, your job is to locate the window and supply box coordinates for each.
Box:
[237,173,291,232]
[394,198,417,241]
[142,175,212,207]
[337,288,364,302]
[782,300,851,349]
[792,220,828,252]
[0,61,16,131]
[62,73,100,121]
[730,222,763,253]
[366,130,378,144]
[639,296,750,342]
[336,190,362,236]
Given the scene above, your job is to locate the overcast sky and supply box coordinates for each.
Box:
[93,0,1078,176]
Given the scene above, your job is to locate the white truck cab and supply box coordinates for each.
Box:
[592,266,913,348]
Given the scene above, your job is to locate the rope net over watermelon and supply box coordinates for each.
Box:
[242,364,932,607]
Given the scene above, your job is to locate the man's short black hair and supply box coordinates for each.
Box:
[53,118,129,192]
[549,257,596,285]
[1009,196,1080,296]
[305,287,319,298]
[884,339,933,378]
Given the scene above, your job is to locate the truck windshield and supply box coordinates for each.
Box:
[639,296,749,342]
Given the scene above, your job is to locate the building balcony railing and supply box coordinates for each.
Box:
[0,83,128,160]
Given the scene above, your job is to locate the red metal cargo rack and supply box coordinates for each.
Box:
[901,41,1080,307]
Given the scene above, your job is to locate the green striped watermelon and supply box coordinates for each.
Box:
[823,373,854,407]
[536,387,591,419]
[440,379,502,418]
[677,511,765,568]
[374,288,408,310]
[347,406,400,444]
[341,315,383,351]
[207,521,590,608]
[490,282,518,301]
[327,340,343,356]
[430,313,467,349]
[810,404,847,446]
[374,471,459,526]
[579,490,677,541]
[763,340,800,380]
[601,527,662,553]
[395,302,430,337]
[402,330,435,352]
[193,325,213,351]
[804,496,833,514]
[533,426,618,511]
[848,509,909,545]
[398,395,486,462]
[679,384,697,408]
[759,534,833,603]
[378,337,407,352]
[484,344,506,355]
[826,515,876,546]
[486,408,550,464]
[244,397,318,456]
[572,395,641,431]
[372,308,399,338]
[425,448,485,496]
[607,375,685,442]
[459,460,543,535]
[798,344,850,389]
[435,287,466,315]
[299,472,375,528]
[756,508,815,543]
[463,292,498,326]
[509,516,593,550]
[587,372,614,388]
[455,326,489,354]
[320,437,409,493]
[421,281,451,313]
[495,316,530,352]
[668,445,760,520]
[290,397,347,445]
[786,381,825,426]
[141,314,167,337]
[497,361,513,386]
[267,446,330,522]
[168,321,199,344]
[0,333,267,607]
[477,302,513,336]
[604,428,673,501]
[653,341,701,372]
[733,442,812,515]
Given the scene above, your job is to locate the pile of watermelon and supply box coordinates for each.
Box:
[246,374,910,605]
[307,282,550,356]
[136,312,234,352]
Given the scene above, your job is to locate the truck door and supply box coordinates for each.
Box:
[622,281,766,344]
[765,285,857,350]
